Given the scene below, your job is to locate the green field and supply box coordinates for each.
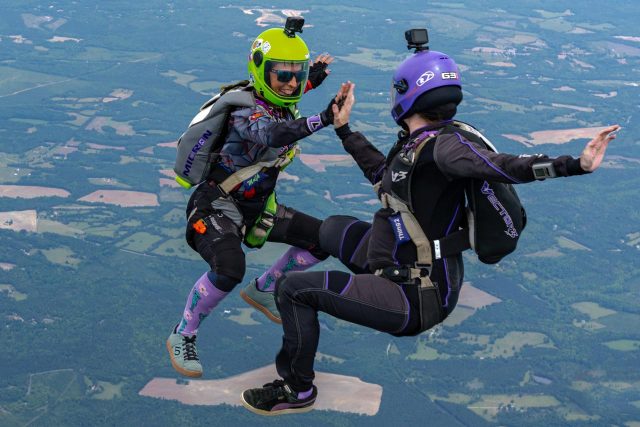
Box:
[408,339,449,361]
[468,393,561,421]
[92,381,124,400]
[39,247,81,267]
[474,332,554,359]
[571,301,617,319]
[604,340,640,352]
[116,232,163,253]
[0,284,27,301]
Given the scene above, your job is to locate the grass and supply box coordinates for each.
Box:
[572,319,606,331]
[408,339,449,361]
[152,239,200,260]
[39,247,81,267]
[626,232,640,246]
[442,306,475,327]
[0,66,75,96]
[116,232,163,253]
[571,301,616,320]
[37,219,84,237]
[557,404,600,422]
[0,284,27,301]
[571,381,594,392]
[604,340,640,352]
[161,70,198,87]
[468,393,561,421]
[92,381,124,400]
[457,333,491,347]
[474,332,554,359]
[600,381,637,392]
[556,236,590,251]
[0,152,31,183]
[430,392,473,405]
[337,48,404,72]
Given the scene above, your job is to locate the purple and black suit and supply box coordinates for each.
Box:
[274,121,589,393]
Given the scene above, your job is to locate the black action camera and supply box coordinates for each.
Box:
[405,28,429,51]
[284,17,305,37]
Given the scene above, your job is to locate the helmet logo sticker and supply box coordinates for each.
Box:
[416,71,435,86]
[441,72,458,80]
[261,41,271,54]
[252,38,263,51]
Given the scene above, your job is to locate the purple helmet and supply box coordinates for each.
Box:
[391,50,462,125]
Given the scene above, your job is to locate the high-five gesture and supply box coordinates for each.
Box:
[333,82,355,128]
[580,125,620,172]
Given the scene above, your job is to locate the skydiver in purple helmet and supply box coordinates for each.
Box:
[241,29,619,415]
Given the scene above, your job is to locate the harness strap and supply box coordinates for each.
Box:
[375,132,472,287]
[381,193,433,267]
[217,146,300,195]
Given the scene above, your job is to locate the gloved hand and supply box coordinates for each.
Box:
[320,98,337,127]
[306,54,334,90]
[320,93,348,126]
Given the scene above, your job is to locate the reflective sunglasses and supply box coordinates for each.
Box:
[270,69,306,83]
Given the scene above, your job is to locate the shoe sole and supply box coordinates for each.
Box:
[240,393,314,416]
[240,290,282,324]
[166,339,203,378]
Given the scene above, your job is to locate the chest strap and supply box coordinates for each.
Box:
[217,145,300,195]
[375,133,471,285]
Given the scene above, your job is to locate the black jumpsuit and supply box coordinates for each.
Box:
[274,121,589,392]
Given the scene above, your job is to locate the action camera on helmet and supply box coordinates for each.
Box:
[284,17,305,37]
[405,29,429,51]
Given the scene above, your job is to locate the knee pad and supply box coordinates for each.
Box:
[272,207,330,260]
[288,210,323,245]
[198,233,246,283]
[319,215,370,263]
[208,271,240,293]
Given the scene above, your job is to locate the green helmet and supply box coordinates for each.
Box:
[248,27,310,107]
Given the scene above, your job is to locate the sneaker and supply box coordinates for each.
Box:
[241,379,317,416]
[166,330,203,378]
[240,278,281,324]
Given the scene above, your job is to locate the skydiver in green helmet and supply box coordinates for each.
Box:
[167,17,341,378]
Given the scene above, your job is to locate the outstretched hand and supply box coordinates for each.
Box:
[307,53,334,89]
[579,124,620,172]
[333,82,355,128]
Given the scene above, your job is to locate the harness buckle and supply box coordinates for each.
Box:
[414,263,432,277]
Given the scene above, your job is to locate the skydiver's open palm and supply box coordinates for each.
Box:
[333,82,355,128]
[580,124,620,172]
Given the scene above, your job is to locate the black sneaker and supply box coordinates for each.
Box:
[241,379,317,416]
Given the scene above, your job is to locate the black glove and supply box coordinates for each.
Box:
[308,61,330,89]
[319,96,346,126]
[319,98,336,126]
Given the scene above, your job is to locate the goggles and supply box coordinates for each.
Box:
[270,68,307,83]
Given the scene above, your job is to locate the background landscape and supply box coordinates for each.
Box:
[1,0,639,425]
